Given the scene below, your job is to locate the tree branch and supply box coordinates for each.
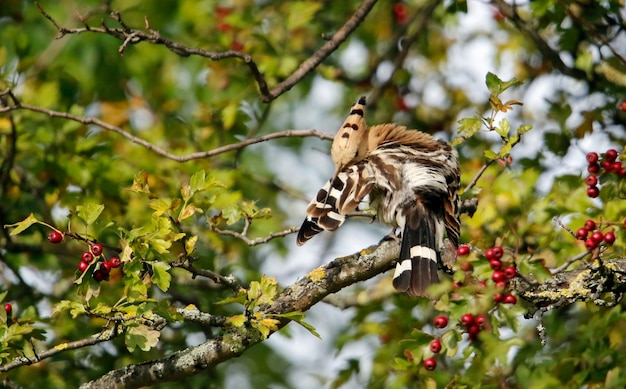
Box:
[79,239,401,389]
[0,90,332,161]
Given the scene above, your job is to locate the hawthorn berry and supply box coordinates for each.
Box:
[489,259,503,270]
[492,246,504,259]
[604,231,616,245]
[47,231,63,244]
[575,227,589,240]
[91,243,103,256]
[393,3,408,25]
[4,303,12,315]
[467,324,480,338]
[110,257,122,268]
[605,149,618,162]
[92,269,107,282]
[494,293,505,303]
[492,270,505,283]
[495,280,507,290]
[423,357,437,371]
[584,220,597,230]
[459,261,473,272]
[586,152,599,164]
[434,315,448,329]
[78,261,89,273]
[503,294,517,305]
[429,339,442,353]
[101,261,112,273]
[504,266,516,280]
[476,314,488,328]
[585,239,597,250]
[457,245,470,256]
[81,252,94,263]
[623,219,626,229]
[460,313,475,327]
[587,186,599,198]
[587,163,600,174]
[602,160,613,171]
[585,175,598,186]
[591,231,604,244]
[485,248,496,260]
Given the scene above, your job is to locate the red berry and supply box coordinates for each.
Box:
[585,239,597,250]
[393,3,408,25]
[605,149,618,162]
[395,97,409,111]
[576,227,589,240]
[611,162,623,173]
[92,269,107,282]
[478,280,487,288]
[91,243,103,256]
[504,266,516,280]
[503,294,517,304]
[489,259,503,270]
[110,257,122,268]
[101,261,112,274]
[591,231,604,244]
[492,270,505,283]
[403,349,413,361]
[584,220,596,230]
[429,339,442,353]
[434,315,448,329]
[423,357,437,371]
[587,186,600,198]
[604,231,616,245]
[476,314,488,328]
[623,219,626,229]
[460,313,475,327]
[585,175,598,186]
[467,324,480,341]
[485,248,496,261]
[47,231,63,244]
[78,261,89,273]
[495,280,508,290]
[586,152,599,164]
[492,246,504,259]
[619,102,626,112]
[494,293,505,303]
[81,252,94,263]
[602,160,613,171]
[587,163,600,174]
[4,303,12,315]
[457,245,470,256]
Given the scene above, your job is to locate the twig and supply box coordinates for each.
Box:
[0,92,332,161]
[551,250,591,274]
[177,306,226,327]
[210,225,299,246]
[176,262,242,291]
[0,327,118,373]
[263,0,379,102]
[463,160,494,193]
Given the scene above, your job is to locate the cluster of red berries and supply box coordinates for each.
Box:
[585,149,624,198]
[78,243,121,282]
[47,230,121,282]
[457,244,517,305]
[574,219,616,250]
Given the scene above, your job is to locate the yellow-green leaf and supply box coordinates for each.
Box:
[4,213,40,235]
[76,203,104,226]
[226,314,247,327]
[151,262,171,292]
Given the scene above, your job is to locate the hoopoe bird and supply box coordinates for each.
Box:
[297,96,461,296]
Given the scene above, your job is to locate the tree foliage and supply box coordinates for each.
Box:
[0,0,625,388]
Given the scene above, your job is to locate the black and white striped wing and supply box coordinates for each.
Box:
[296,164,374,246]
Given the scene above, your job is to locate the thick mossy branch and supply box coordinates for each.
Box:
[80,240,400,389]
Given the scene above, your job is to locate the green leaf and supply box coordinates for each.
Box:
[178,204,198,221]
[226,314,247,327]
[485,72,503,95]
[496,118,510,138]
[76,203,104,226]
[189,170,207,193]
[286,1,323,30]
[4,214,40,235]
[484,150,499,160]
[125,324,160,352]
[130,171,150,193]
[151,262,171,292]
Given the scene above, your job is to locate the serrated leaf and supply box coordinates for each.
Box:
[496,118,510,138]
[5,213,40,235]
[226,314,247,327]
[151,262,171,292]
[181,183,192,201]
[484,150,499,160]
[148,198,180,217]
[189,170,207,193]
[125,324,160,352]
[257,275,277,305]
[185,235,198,254]
[178,204,198,221]
[76,203,104,226]
[247,280,261,303]
[286,1,322,30]
[130,171,150,193]
[457,117,482,135]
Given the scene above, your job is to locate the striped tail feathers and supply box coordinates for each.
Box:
[297,164,374,246]
[392,211,442,297]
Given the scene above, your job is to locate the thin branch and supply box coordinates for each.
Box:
[210,225,299,246]
[0,92,332,161]
[0,327,118,373]
[463,160,495,194]
[177,306,226,327]
[263,0,379,102]
[176,262,242,291]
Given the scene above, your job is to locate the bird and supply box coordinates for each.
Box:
[297,96,461,296]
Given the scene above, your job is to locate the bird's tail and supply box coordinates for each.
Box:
[392,215,440,296]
